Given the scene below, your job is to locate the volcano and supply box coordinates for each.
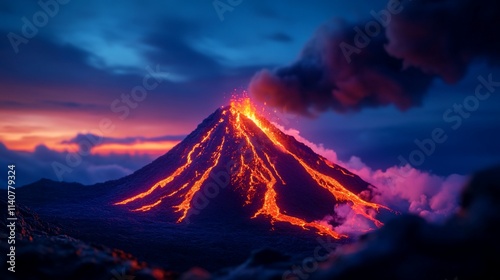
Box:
[112,98,388,238]
[16,97,392,271]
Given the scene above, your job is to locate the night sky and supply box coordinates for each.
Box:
[1,0,499,186]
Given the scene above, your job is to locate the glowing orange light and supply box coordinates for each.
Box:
[114,97,389,238]
[229,98,387,238]
[114,123,221,205]
[174,136,225,222]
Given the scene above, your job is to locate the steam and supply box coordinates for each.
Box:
[333,205,377,236]
[275,124,467,224]
[346,156,467,221]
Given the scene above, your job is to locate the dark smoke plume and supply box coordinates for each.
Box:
[249,0,500,116]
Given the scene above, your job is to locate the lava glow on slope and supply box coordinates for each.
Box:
[114,98,389,238]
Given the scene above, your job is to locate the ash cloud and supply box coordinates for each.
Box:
[249,0,500,115]
[385,0,500,82]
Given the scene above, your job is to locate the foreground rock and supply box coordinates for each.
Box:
[0,200,176,280]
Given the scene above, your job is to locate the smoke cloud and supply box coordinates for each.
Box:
[275,124,467,224]
[385,0,500,83]
[346,156,467,222]
[249,0,500,115]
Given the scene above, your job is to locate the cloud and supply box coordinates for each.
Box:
[346,157,467,222]
[249,0,500,116]
[249,19,434,116]
[274,124,467,223]
[265,32,293,43]
[60,133,185,152]
[385,0,500,83]
[143,19,225,80]
[41,100,104,110]
[85,164,135,184]
[332,205,376,236]
[0,141,154,187]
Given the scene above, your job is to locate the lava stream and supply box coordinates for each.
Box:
[114,98,390,239]
[114,120,222,206]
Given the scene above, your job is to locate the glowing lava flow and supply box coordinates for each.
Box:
[114,98,389,239]
[174,136,225,222]
[229,105,347,238]
[114,121,222,206]
[230,98,388,237]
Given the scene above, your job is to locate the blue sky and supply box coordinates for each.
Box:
[1,0,499,186]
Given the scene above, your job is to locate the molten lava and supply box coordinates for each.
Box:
[114,98,389,238]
